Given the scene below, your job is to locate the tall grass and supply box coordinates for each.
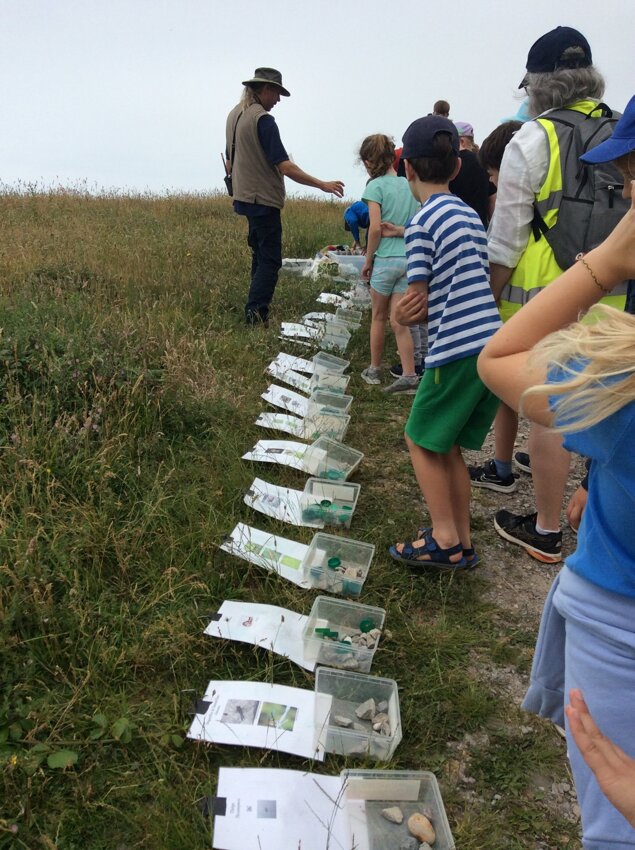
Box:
[0,191,579,850]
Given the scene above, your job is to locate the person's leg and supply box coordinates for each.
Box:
[369,289,390,367]
[389,292,415,375]
[529,422,571,530]
[410,324,422,366]
[493,402,519,470]
[245,209,282,323]
[448,445,472,550]
[555,568,635,849]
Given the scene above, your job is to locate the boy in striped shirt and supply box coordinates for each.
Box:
[389,116,502,570]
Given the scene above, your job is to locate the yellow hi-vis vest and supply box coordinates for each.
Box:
[498,100,626,323]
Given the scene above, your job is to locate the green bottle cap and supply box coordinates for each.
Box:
[327,557,341,569]
[320,499,332,508]
[359,618,375,633]
[326,469,344,480]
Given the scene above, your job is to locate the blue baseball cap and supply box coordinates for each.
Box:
[519,26,592,88]
[580,95,635,164]
[401,116,459,159]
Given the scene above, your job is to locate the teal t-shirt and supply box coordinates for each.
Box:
[362,174,420,258]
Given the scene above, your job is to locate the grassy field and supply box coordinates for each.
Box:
[0,191,580,850]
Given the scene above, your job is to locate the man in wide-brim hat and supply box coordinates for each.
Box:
[225,67,344,326]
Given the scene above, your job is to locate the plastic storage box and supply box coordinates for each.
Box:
[303,437,364,480]
[321,321,351,353]
[301,478,361,528]
[304,413,350,442]
[303,597,385,673]
[314,668,402,760]
[309,370,351,394]
[303,532,375,596]
[307,389,354,418]
[341,769,455,850]
[335,307,362,329]
[348,283,372,309]
[313,351,350,375]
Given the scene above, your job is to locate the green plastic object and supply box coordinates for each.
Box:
[326,469,345,480]
[327,557,341,570]
[359,618,375,633]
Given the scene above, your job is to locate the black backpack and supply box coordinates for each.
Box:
[531,103,628,269]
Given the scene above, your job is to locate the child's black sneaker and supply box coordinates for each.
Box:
[494,510,562,563]
[389,362,424,379]
[469,459,518,493]
[514,451,532,474]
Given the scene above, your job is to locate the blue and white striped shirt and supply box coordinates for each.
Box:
[405,193,502,368]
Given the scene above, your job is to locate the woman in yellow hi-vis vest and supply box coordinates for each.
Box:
[469,26,627,563]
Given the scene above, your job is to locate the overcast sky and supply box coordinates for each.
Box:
[2,0,633,201]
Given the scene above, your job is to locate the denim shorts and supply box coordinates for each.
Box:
[370,256,408,296]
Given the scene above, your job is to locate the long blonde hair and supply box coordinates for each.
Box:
[523,305,635,432]
[359,134,395,179]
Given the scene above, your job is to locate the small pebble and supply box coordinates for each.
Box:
[333,715,353,727]
[419,844,433,850]
[399,839,419,850]
[355,698,376,720]
[339,657,359,670]
[376,700,388,713]
[381,806,403,824]
[407,813,435,844]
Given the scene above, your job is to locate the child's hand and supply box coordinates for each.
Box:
[394,288,428,325]
[566,689,635,828]
[361,260,373,281]
[380,221,405,239]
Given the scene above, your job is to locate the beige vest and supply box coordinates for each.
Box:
[225,103,286,209]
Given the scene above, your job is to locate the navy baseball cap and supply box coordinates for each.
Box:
[401,116,459,159]
[580,95,635,164]
[519,26,592,88]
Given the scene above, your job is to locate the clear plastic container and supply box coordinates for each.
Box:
[307,390,353,417]
[326,251,366,274]
[302,437,364,480]
[301,478,361,529]
[304,413,350,442]
[314,668,401,760]
[335,307,362,329]
[313,351,350,375]
[348,284,372,309]
[321,321,351,353]
[303,597,385,673]
[303,532,375,597]
[341,769,455,850]
[309,370,351,394]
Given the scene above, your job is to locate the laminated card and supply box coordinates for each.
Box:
[205,600,313,671]
[188,680,327,761]
[244,477,322,527]
[219,522,310,588]
[261,384,309,417]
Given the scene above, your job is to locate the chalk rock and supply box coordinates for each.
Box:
[339,656,359,670]
[333,715,353,727]
[355,698,376,720]
[419,844,433,850]
[372,712,389,727]
[376,700,388,713]
[407,814,435,844]
[381,806,403,824]
[368,628,382,641]
[399,839,419,850]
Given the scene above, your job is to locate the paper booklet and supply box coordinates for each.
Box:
[242,438,320,473]
[273,352,316,374]
[204,599,313,671]
[256,411,350,442]
[219,522,310,588]
[188,680,327,761]
[244,477,322,528]
[265,361,311,394]
[212,767,347,850]
[280,322,321,341]
[317,292,347,306]
[262,384,309,417]
[256,411,307,439]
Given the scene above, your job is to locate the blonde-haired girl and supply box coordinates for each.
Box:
[478,180,635,849]
[359,134,421,393]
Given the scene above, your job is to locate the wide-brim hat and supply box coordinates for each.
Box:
[580,95,635,164]
[519,26,592,88]
[242,67,290,97]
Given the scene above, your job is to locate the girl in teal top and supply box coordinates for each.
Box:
[359,134,421,394]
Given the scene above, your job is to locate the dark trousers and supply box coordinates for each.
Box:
[245,209,282,323]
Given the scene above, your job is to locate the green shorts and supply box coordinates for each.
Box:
[405,354,499,453]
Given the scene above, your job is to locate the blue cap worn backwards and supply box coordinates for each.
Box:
[519,26,592,88]
[580,95,635,164]
[401,116,459,160]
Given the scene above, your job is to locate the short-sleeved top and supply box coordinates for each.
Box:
[362,175,420,258]
[405,193,501,368]
[233,115,289,217]
[550,372,635,598]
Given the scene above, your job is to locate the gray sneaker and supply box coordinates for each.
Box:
[383,375,419,394]
[361,366,382,385]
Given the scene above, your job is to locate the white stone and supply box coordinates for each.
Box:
[381,806,403,824]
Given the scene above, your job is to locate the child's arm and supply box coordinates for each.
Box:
[361,201,382,281]
[478,183,635,425]
[394,281,428,326]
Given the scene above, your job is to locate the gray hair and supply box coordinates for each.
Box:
[240,84,265,110]
[526,65,605,117]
